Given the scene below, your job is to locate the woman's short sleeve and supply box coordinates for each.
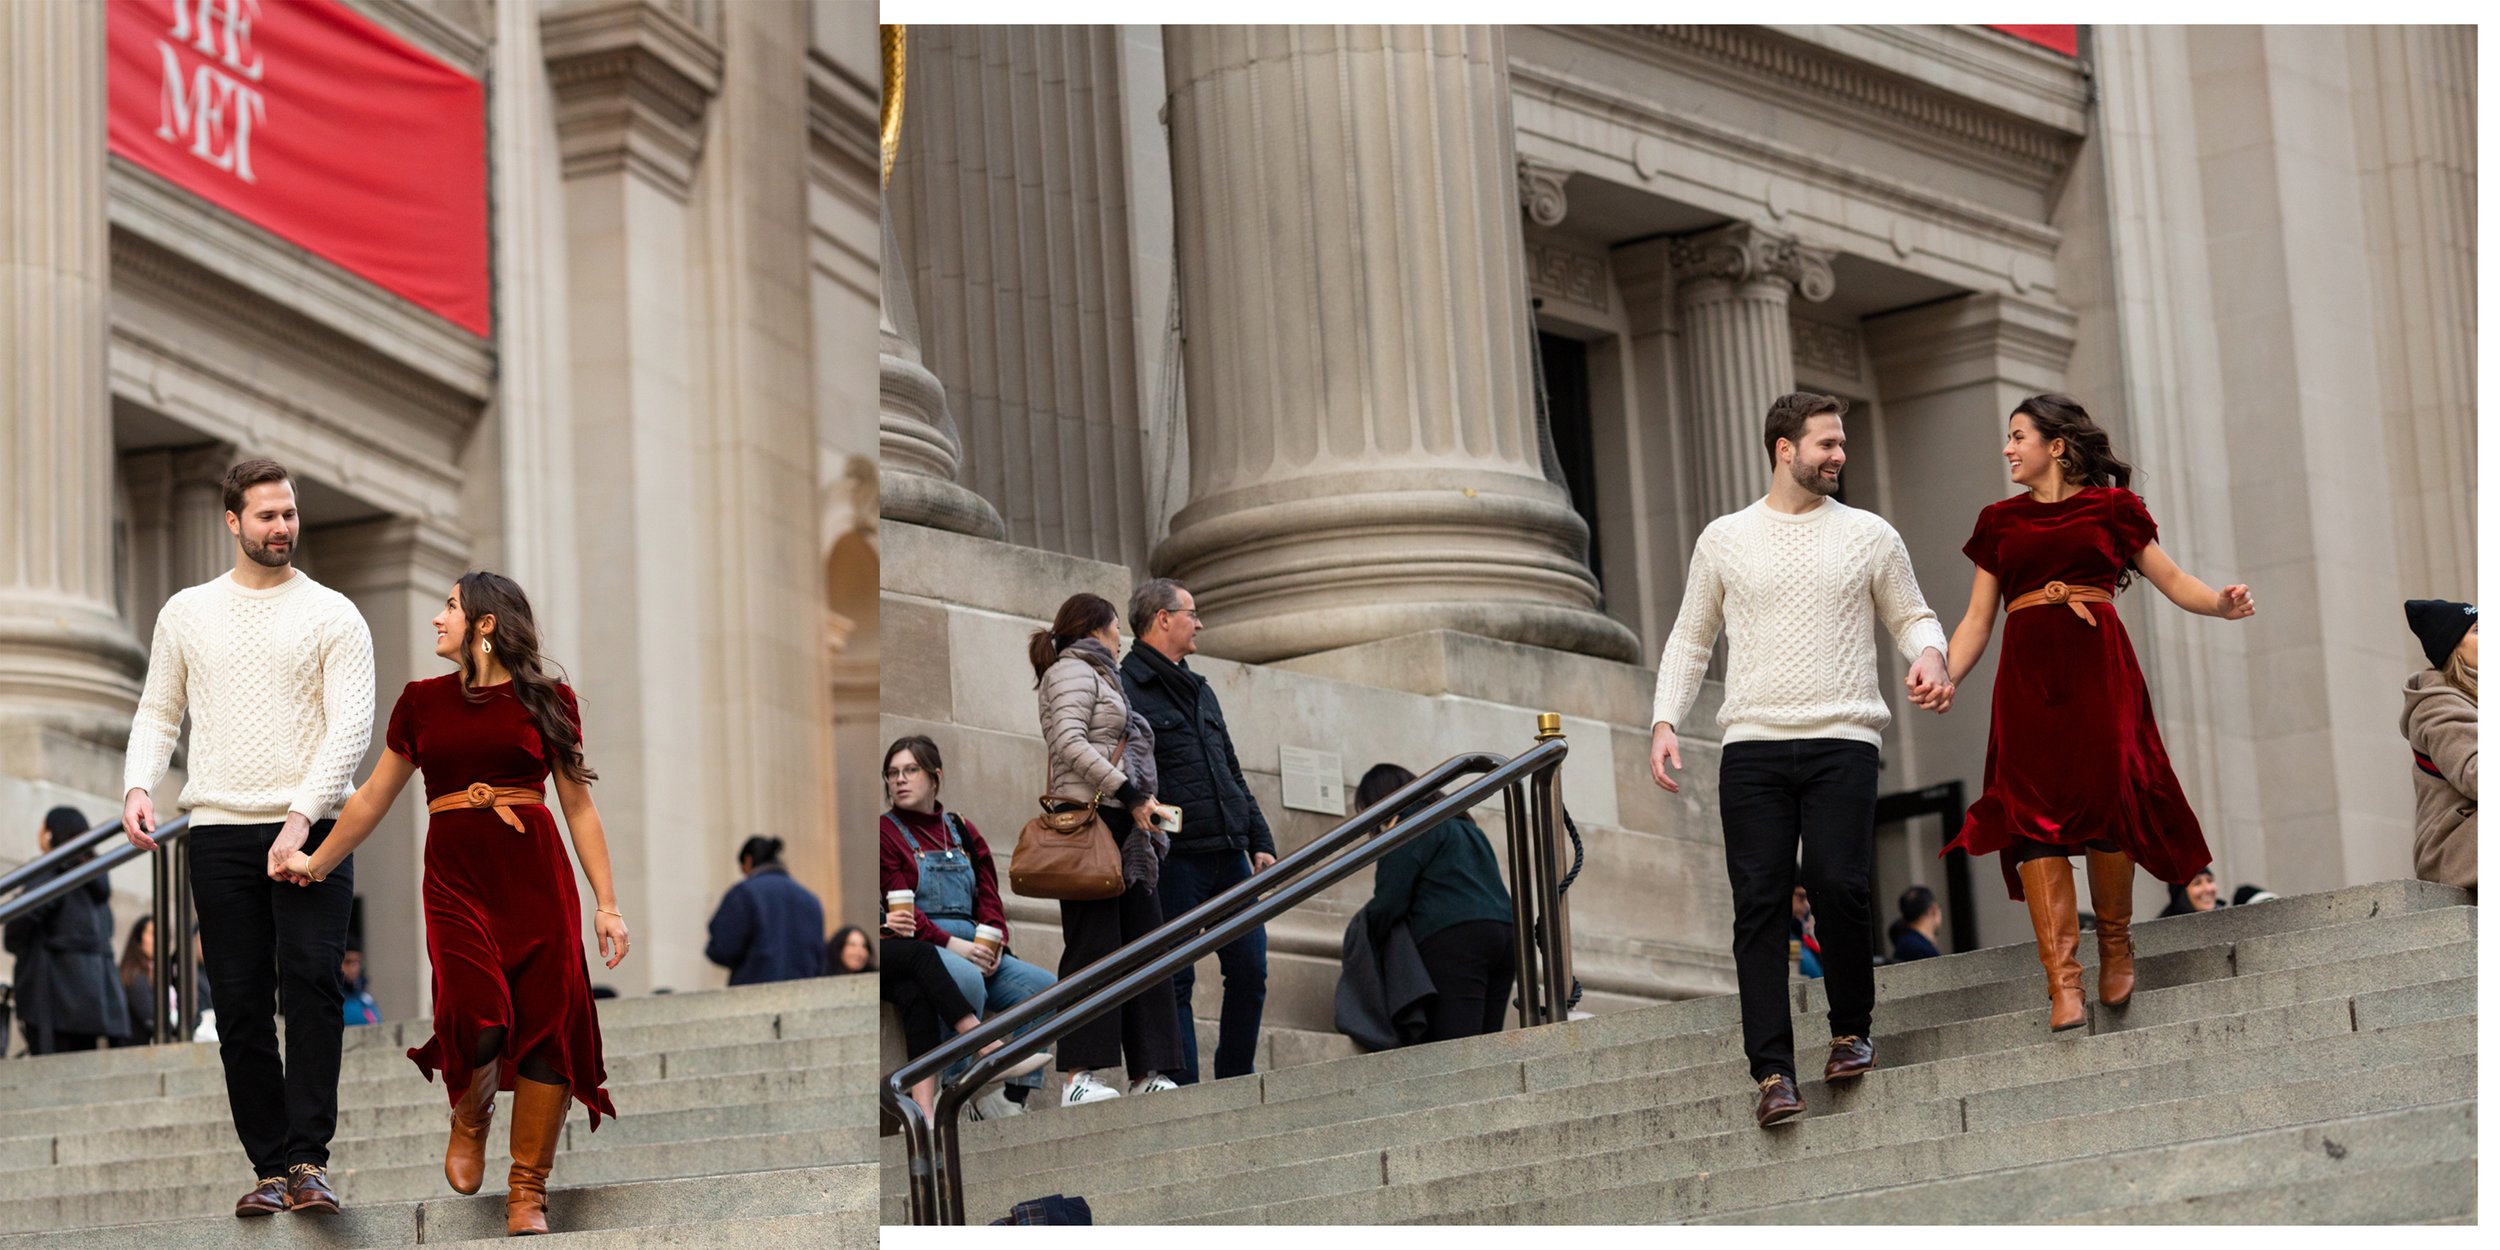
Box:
[384,683,421,763]
[2111,488,2160,557]
[1960,506,1999,577]
[557,684,585,748]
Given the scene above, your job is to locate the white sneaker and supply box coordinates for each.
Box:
[969,1086,1024,1121]
[1127,1072,1179,1096]
[1060,1071,1123,1107]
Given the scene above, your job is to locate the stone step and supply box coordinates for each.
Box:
[0,1163,874,1249]
[885,921,2473,1198]
[1707,1098,2477,1224]
[4,1058,872,1138]
[0,1125,855,1234]
[0,1092,877,1202]
[3,1026,880,1116]
[1,1006,872,1097]
[2057,1159,2478,1225]
[1377,1056,2475,1226]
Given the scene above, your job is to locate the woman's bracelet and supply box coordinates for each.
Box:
[597,907,623,918]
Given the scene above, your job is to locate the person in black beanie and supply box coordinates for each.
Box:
[2400,599,2476,891]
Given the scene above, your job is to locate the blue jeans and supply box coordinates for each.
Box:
[1159,849,1267,1083]
[930,921,1053,1090]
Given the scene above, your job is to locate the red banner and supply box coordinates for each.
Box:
[108,0,490,337]
[1987,25,2080,57]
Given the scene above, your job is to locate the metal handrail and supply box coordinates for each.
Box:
[0,815,201,1048]
[885,720,1576,1225]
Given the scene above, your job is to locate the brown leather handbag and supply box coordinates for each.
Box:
[1009,738,1129,901]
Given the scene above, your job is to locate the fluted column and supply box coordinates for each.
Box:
[0,0,147,758]
[1669,222,1835,529]
[877,26,1003,541]
[1155,25,1637,664]
[168,444,237,589]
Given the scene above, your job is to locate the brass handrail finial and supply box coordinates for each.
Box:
[1535,711,1564,740]
[879,24,906,188]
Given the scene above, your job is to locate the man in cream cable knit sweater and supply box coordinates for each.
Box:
[1648,393,1954,1129]
[120,459,376,1218]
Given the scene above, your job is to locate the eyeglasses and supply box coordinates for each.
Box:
[883,764,927,781]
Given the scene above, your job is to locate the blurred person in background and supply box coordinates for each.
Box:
[5,806,130,1055]
[2400,600,2476,893]
[1888,886,1942,962]
[705,836,829,985]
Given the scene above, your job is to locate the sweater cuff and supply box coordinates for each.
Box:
[1112,780,1148,808]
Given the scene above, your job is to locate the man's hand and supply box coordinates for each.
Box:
[1251,852,1277,872]
[1649,722,1684,793]
[948,935,999,974]
[1905,648,1954,714]
[266,813,312,881]
[122,789,159,852]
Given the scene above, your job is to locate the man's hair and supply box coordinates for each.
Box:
[220,458,294,517]
[1897,884,1938,923]
[1762,392,1848,467]
[1128,578,1190,638]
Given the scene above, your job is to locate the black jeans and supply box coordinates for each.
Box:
[189,821,354,1178]
[1718,740,1879,1082]
[1056,821,1185,1079]
[880,937,977,1060]
[1415,919,1515,1043]
[1158,848,1266,1083]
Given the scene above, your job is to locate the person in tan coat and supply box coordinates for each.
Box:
[1030,592,1184,1106]
[2400,600,2476,892]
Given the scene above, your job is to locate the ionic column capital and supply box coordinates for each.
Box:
[1517,157,1572,228]
[1669,222,1835,303]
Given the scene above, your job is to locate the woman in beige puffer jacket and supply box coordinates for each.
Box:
[2400,600,2476,892]
[1028,592,1185,1105]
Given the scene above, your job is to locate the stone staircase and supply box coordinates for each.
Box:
[0,974,875,1247]
[879,879,2477,1224]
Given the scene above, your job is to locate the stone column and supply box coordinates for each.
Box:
[877,27,1003,542]
[542,0,723,995]
[1668,222,1835,530]
[0,0,147,785]
[168,444,237,589]
[1155,25,1636,665]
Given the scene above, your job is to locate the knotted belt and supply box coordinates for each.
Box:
[2006,580,2114,626]
[425,783,546,832]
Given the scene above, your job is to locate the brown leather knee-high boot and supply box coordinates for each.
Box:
[2086,850,2138,1007]
[2017,856,2088,1032]
[444,1056,499,1195]
[505,1076,568,1236]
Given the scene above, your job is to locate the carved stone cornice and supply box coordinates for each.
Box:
[1613,25,2078,181]
[1517,157,1572,227]
[1668,222,1835,302]
[345,0,491,78]
[540,0,724,200]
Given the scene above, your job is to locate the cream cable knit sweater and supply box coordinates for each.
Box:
[1652,498,1948,747]
[123,572,377,826]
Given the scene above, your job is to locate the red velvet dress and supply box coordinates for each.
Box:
[1944,487,2212,900]
[389,674,615,1126]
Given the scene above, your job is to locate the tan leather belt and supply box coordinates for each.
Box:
[2006,580,2114,627]
[426,783,545,832]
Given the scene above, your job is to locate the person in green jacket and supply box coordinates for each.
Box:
[1357,764,1516,1042]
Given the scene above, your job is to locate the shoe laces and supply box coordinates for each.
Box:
[1757,1075,1790,1093]
[288,1164,325,1180]
[1830,1034,1863,1048]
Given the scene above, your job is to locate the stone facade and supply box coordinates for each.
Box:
[883,23,2474,1035]
[0,0,879,1019]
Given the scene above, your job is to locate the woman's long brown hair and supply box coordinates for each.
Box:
[456,571,597,785]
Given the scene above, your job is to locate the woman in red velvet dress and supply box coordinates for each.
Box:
[280,571,627,1236]
[1938,395,2254,1033]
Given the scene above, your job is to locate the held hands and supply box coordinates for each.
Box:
[2216,584,2256,620]
[265,813,312,882]
[1905,648,1955,714]
[123,789,158,852]
[278,851,320,886]
[947,935,999,974]
[1649,722,1684,793]
[596,909,630,969]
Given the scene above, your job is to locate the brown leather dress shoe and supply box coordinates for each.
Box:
[1824,1034,1877,1082]
[285,1164,340,1214]
[233,1177,289,1218]
[1754,1074,1804,1127]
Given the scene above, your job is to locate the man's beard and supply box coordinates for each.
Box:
[240,532,296,569]
[1791,460,1841,497]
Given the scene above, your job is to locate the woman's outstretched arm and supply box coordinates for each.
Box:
[288,752,417,882]
[1945,567,2003,687]
[554,772,630,969]
[2133,541,2255,620]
